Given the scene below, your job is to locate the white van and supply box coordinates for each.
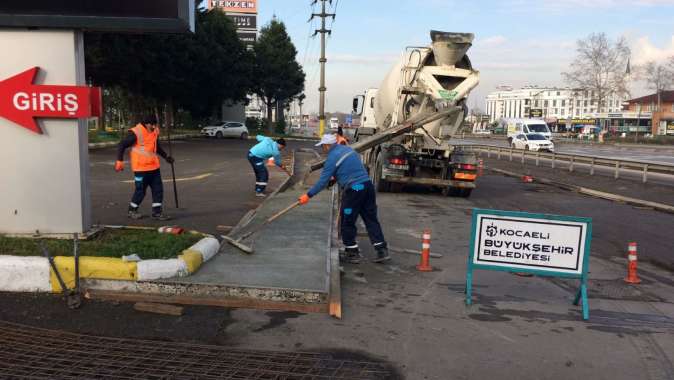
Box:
[501,118,552,144]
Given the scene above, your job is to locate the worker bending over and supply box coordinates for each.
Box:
[299,134,391,264]
[248,136,286,197]
[115,115,174,221]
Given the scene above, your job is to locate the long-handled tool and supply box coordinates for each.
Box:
[222,201,300,254]
[41,240,82,309]
[166,117,180,209]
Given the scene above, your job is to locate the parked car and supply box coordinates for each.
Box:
[511,133,554,152]
[201,122,249,139]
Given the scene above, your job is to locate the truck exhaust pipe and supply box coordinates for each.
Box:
[430,31,474,67]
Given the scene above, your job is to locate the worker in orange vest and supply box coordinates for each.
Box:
[115,115,174,220]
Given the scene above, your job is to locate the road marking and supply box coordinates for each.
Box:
[122,173,213,184]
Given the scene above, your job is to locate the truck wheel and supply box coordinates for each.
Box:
[390,183,404,193]
[444,187,459,197]
[215,131,224,139]
[374,154,390,192]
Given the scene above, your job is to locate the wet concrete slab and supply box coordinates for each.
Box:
[147,150,337,309]
[166,188,333,293]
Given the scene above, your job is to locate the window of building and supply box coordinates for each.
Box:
[534,100,539,107]
[544,100,549,107]
[561,100,566,107]
[524,99,530,105]
[575,109,580,116]
[553,100,557,107]
[553,108,558,114]
[576,100,581,107]
[557,91,560,96]
[584,100,588,107]
[583,109,588,114]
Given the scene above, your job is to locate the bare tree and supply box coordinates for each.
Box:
[563,33,631,113]
[636,60,674,111]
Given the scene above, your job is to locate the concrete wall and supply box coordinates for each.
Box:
[0,30,91,234]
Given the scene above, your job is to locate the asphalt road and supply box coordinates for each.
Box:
[2,170,673,380]
[456,137,674,165]
[88,137,311,235]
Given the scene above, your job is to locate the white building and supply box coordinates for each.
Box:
[485,86,628,123]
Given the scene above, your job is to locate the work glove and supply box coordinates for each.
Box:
[166,156,175,164]
[114,161,124,172]
[327,177,337,189]
[298,194,310,205]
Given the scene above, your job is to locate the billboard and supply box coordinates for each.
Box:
[209,0,257,13]
[0,0,195,33]
[227,14,257,29]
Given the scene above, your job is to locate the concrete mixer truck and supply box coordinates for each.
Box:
[351,31,480,197]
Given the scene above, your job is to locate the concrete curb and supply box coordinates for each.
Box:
[88,133,201,150]
[0,233,219,293]
[488,166,674,215]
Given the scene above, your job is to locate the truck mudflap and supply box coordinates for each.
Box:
[383,175,476,189]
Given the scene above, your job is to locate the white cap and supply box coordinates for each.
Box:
[315,133,337,146]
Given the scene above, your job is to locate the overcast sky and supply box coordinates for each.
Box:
[256,0,674,114]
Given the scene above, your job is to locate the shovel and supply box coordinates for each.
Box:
[41,236,82,309]
[222,201,300,254]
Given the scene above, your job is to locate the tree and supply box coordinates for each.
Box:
[562,33,631,113]
[636,60,674,111]
[252,19,305,133]
[84,0,253,127]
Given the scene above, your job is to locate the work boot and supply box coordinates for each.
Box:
[128,210,143,220]
[152,213,172,221]
[372,247,391,263]
[340,247,361,264]
[255,192,266,198]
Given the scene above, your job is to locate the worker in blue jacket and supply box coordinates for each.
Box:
[248,136,286,197]
[298,134,391,264]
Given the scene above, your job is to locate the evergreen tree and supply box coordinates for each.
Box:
[252,19,305,133]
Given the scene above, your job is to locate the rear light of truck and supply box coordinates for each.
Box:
[453,172,477,181]
[389,157,407,165]
[456,164,476,170]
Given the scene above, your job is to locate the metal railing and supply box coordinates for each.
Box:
[460,144,674,184]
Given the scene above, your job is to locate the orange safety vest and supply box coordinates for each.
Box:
[130,124,160,172]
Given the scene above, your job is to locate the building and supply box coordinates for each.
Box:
[624,91,674,136]
[208,0,259,122]
[485,86,628,127]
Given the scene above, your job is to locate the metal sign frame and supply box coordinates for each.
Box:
[465,208,593,320]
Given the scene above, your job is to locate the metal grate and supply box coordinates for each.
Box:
[0,321,396,379]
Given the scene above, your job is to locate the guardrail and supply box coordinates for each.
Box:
[460,144,674,184]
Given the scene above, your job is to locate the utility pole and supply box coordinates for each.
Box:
[310,0,335,137]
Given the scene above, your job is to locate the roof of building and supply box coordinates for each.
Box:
[627,90,674,103]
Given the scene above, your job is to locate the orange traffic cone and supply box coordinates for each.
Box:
[416,230,433,272]
[624,242,641,284]
[158,226,184,235]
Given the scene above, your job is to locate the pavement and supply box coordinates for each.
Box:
[89,137,312,235]
[158,151,334,303]
[2,158,674,379]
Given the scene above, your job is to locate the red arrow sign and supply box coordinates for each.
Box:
[0,67,101,134]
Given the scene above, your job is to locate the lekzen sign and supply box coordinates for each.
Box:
[465,209,593,320]
[0,67,101,134]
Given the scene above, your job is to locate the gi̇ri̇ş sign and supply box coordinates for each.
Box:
[465,208,593,320]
